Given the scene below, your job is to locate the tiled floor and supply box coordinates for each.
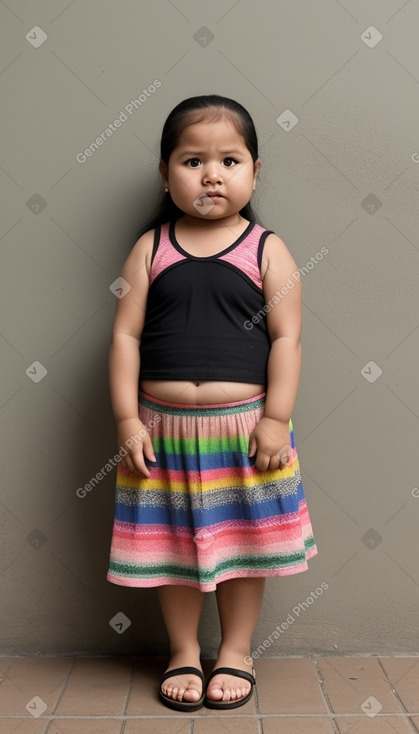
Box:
[0,655,419,733]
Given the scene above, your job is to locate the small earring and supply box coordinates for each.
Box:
[164,186,169,192]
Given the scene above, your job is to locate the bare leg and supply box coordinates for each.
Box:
[158,585,204,702]
[207,577,265,702]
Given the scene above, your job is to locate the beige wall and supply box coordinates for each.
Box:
[1,0,419,657]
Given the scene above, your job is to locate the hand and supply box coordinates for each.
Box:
[248,417,292,472]
[117,417,156,477]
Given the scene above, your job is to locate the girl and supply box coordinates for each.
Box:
[107,95,318,711]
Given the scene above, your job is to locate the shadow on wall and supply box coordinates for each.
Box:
[69,211,168,657]
[21,182,167,657]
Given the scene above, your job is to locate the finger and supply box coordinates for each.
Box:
[133,464,150,478]
[278,444,292,466]
[255,452,270,472]
[142,435,156,462]
[268,455,281,471]
[122,455,136,473]
[129,446,151,477]
[121,446,149,475]
[248,436,257,457]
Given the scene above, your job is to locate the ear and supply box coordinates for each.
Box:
[159,159,169,189]
[252,159,261,190]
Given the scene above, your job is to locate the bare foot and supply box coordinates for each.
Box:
[206,650,254,703]
[161,651,203,703]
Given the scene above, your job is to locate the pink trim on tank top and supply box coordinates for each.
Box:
[218,223,266,288]
[150,223,186,285]
[150,222,268,288]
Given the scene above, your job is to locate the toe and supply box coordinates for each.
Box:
[183,687,200,701]
[161,673,203,703]
[207,684,223,701]
[207,676,251,703]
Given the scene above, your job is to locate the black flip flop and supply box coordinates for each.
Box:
[204,666,256,709]
[159,665,205,711]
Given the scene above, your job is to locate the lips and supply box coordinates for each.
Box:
[193,192,224,211]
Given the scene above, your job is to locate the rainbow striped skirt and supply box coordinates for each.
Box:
[107,392,318,592]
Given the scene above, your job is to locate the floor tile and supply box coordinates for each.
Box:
[125,721,191,734]
[254,657,327,714]
[48,721,122,733]
[125,656,175,716]
[262,717,336,732]
[335,716,413,732]
[55,658,132,716]
[0,655,418,734]
[194,698,257,717]
[316,657,402,714]
[379,657,419,713]
[0,721,46,734]
[0,657,72,717]
[0,658,16,674]
[194,717,259,733]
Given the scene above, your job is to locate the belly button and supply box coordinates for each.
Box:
[195,381,200,386]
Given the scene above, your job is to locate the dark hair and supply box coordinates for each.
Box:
[133,95,261,240]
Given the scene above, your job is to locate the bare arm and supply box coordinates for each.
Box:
[109,229,155,475]
[249,233,302,471]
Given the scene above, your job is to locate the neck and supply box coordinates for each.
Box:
[180,213,244,229]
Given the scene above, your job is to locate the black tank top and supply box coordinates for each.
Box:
[139,220,274,385]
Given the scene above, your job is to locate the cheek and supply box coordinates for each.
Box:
[226,163,252,183]
[169,175,198,204]
[176,168,201,196]
[171,175,184,190]
[228,170,254,192]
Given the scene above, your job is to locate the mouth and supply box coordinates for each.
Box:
[202,192,224,198]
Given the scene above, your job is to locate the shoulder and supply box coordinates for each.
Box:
[122,228,156,280]
[260,231,298,281]
[261,230,289,255]
[129,227,155,257]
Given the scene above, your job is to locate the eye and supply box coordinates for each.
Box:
[223,157,237,167]
[185,158,201,167]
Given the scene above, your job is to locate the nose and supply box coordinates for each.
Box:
[203,163,223,185]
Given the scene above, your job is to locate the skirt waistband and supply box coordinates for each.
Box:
[139,390,266,417]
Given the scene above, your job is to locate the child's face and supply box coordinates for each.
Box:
[160,115,260,223]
